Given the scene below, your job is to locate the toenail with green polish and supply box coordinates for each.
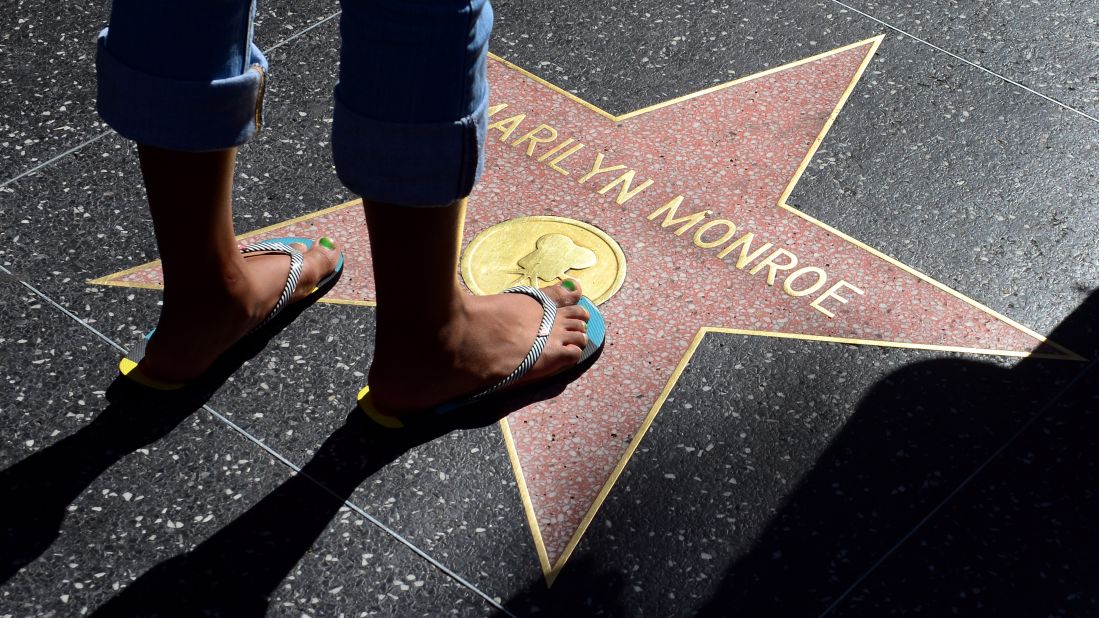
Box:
[319,237,335,250]
[561,280,576,291]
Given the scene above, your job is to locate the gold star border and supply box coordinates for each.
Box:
[485,34,1085,585]
[87,33,1084,586]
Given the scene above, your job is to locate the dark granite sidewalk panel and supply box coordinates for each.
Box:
[0,0,338,182]
[828,360,1099,617]
[0,1,107,181]
[821,0,1099,116]
[0,290,496,617]
[491,0,882,115]
[789,32,1099,341]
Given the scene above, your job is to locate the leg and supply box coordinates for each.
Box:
[97,0,340,382]
[364,199,590,412]
[334,0,592,413]
[137,145,340,382]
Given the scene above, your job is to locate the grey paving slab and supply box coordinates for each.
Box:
[828,292,1099,618]
[494,328,1083,616]
[0,0,338,182]
[0,1,105,181]
[195,303,548,601]
[789,31,1099,341]
[493,0,1099,119]
[491,0,881,115]
[253,0,340,44]
[826,0,1099,117]
[0,132,164,344]
[82,410,499,618]
[0,292,496,616]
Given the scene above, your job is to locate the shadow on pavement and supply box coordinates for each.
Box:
[0,380,198,584]
[694,289,1099,616]
[494,554,631,618]
[88,401,513,617]
[491,291,1099,616]
[86,368,584,616]
[0,283,331,585]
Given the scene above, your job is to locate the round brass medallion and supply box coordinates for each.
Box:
[461,216,626,305]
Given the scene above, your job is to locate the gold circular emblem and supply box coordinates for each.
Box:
[461,216,626,305]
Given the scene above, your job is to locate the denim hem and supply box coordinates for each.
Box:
[332,89,487,207]
[95,29,269,152]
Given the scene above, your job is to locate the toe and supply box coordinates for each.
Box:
[290,237,341,302]
[560,330,587,351]
[541,278,583,308]
[561,318,588,334]
[557,304,591,322]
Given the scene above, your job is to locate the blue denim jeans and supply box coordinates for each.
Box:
[96,0,492,206]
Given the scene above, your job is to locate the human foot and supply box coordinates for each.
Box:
[366,280,594,414]
[133,237,342,384]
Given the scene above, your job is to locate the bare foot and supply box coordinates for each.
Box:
[137,238,341,383]
[367,280,591,414]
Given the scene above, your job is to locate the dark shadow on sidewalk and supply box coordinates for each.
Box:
[693,289,1099,617]
[0,283,334,585]
[0,379,199,584]
[89,370,584,616]
[491,554,631,618]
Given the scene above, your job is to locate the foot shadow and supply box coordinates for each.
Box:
[0,283,334,585]
[0,378,200,583]
[88,390,545,617]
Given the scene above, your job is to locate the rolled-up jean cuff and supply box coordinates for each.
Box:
[95,29,268,152]
[332,91,487,207]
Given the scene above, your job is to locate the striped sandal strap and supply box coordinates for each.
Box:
[450,285,557,408]
[239,240,305,332]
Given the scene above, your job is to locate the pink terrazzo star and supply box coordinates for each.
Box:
[92,36,1077,582]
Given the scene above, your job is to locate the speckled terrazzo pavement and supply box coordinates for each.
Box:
[3,0,1099,616]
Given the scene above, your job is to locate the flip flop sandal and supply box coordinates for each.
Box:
[119,236,345,390]
[358,285,606,429]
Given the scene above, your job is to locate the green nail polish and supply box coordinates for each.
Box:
[319,237,335,250]
[562,280,576,291]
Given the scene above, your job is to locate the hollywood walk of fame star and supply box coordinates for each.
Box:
[90,34,1079,584]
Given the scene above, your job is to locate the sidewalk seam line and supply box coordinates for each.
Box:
[0,132,110,191]
[202,408,519,618]
[262,10,341,54]
[826,0,1099,125]
[0,9,343,191]
[0,264,517,618]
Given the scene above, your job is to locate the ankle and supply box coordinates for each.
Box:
[160,266,257,323]
[161,250,250,295]
[375,284,469,343]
